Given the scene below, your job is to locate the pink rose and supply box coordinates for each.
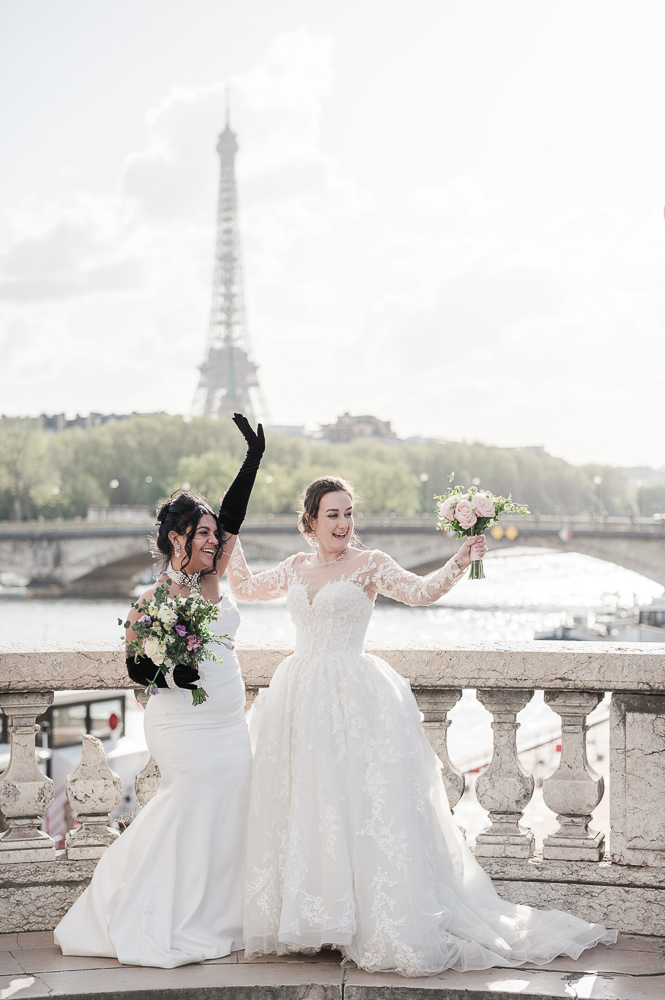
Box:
[455,498,477,530]
[472,492,496,518]
[437,496,458,521]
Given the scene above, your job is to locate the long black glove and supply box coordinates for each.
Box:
[126,654,167,688]
[125,655,200,690]
[218,412,265,535]
[172,664,201,690]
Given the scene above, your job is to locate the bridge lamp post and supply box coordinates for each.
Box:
[636,479,643,519]
[264,475,274,516]
[419,473,429,514]
[593,476,602,519]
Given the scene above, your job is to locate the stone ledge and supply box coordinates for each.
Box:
[4,854,665,936]
[2,641,665,694]
[492,878,665,937]
[478,857,665,935]
[0,855,94,934]
[478,856,665,889]
[0,856,97,886]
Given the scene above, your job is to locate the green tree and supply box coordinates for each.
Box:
[0,419,57,520]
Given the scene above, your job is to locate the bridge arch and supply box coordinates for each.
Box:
[1,518,663,594]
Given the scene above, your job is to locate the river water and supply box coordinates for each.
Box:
[0,547,661,645]
[2,548,662,847]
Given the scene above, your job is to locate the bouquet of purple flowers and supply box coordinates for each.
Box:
[119,583,232,706]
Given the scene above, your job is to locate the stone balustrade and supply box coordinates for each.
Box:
[0,640,664,935]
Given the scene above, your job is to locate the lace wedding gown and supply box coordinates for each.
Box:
[55,595,251,968]
[227,542,616,977]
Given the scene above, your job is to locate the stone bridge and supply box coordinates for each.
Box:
[0,516,664,595]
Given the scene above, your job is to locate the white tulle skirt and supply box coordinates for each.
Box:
[55,654,252,968]
[244,649,617,977]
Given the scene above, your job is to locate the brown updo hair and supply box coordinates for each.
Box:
[150,491,222,578]
[297,476,361,548]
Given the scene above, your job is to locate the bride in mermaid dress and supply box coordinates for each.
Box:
[227,475,617,977]
[55,415,265,967]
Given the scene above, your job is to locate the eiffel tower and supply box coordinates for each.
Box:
[193,102,260,420]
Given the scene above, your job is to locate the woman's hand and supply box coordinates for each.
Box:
[232,413,265,460]
[455,534,487,571]
[173,664,201,690]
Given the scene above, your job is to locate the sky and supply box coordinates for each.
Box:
[0,0,664,468]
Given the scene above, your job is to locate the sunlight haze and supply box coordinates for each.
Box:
[1,0,663,467]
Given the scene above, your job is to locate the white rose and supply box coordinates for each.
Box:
[472,492,496,518]
[144,637,166,664]
[158,605,178,627]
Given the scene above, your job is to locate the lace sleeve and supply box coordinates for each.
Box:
[226,539,293,602]
[369,550,466,606]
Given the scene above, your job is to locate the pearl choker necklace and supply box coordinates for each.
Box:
[166,563,201,592]
[316,549,348,567]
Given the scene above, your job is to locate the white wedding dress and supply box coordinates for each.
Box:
[55,595,251,968]
[227,542,616,978]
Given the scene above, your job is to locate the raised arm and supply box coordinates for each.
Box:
[369,550,467,606]
[226,538,293,602]
[215,413,265,577]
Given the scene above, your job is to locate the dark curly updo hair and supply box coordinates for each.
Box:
[296,476,361,548]
[150,491,222,578]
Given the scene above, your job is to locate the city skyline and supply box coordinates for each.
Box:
[1,2,664,468]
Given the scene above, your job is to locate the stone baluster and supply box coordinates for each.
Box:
[133,687,161,807]
[415,688,465,809]
[474,689,535,859]
[0,692,55,862]
[65,735,123,860]
[542,691,605,861]
[135,757,161,807]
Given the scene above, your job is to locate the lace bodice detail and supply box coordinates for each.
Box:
[227,541,465,609]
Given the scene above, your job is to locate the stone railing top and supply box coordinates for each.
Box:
[0,640,664,694]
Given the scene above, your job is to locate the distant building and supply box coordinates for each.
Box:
[319,413,398,444]
[267,425,307,438]
[39,413,160,434]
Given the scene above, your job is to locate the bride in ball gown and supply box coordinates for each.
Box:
[55,415,264,968]
[227,475,617,978]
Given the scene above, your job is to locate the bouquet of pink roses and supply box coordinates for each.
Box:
[434,478,529,579]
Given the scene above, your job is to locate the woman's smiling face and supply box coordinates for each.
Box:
[312,491,354,552]
[171,513,219,572]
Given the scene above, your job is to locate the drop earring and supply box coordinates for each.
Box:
[174,543,181,557]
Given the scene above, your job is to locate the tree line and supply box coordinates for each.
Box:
[0,414,663,522]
